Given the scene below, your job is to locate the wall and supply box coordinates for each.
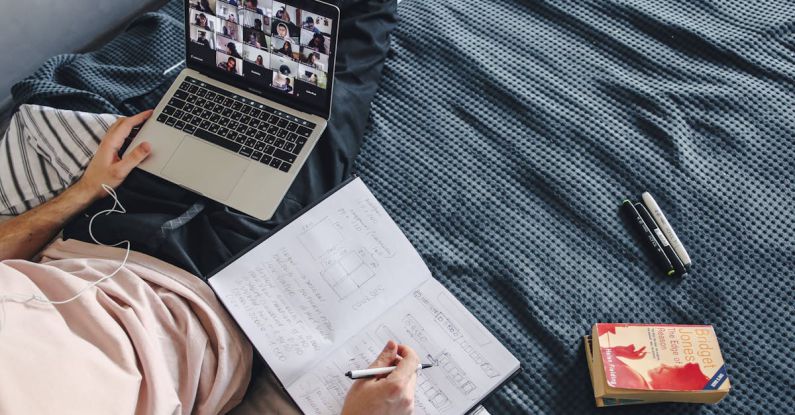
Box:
[0,0,166,111]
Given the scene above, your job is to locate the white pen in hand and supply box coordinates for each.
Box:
[345,363,433,379]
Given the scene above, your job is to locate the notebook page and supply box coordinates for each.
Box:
[209,178,429,386]
[287,277,520,415]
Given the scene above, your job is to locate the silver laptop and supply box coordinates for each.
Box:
[137,0,340,220]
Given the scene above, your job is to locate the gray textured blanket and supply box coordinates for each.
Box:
[355,1,795,413]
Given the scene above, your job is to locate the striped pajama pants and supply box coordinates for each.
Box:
[0,105,119,215]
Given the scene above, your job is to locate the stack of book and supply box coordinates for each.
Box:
[585,323,730,406]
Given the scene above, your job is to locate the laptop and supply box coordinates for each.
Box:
[137,0,340,220]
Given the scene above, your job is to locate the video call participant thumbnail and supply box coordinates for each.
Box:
[298,65,327,88]
[273,1,297,25]
[270,54,298,78]
[272,37,298,60]
[191,9,215,31]
[190,26,215,50]
[241,55,272,86]
[299,47,328,71]
[300,11,332,35]
[239,8,268,32]
[215,33,243,58]
[272,20,298,43]
[242,27,269,50]
[300,30,329,54]
[191,0,216,14]
[271,72,294,94]
[216,51,242,75]
[216,1,238,23]
[242,45,269,67]
[242,0,265,14]
[219,18,242,41]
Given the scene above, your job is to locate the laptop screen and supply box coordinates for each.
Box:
[186,0,338,118]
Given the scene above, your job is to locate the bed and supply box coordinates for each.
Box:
[7,0,795,414]
[353,1,794,413]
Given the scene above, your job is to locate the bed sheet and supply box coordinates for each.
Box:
[355,1,795,413]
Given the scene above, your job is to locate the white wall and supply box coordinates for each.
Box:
[0,0,165,111]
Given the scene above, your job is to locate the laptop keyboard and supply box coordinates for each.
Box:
[155,76,315,173]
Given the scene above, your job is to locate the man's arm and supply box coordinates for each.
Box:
[0,110,153,261]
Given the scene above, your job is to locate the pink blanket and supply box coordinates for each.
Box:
[0,239,252,414]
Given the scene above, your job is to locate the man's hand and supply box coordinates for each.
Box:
[341,340,419,415]
[74,110,153,202]
[0,109,154,261]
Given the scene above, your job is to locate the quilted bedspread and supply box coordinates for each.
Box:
[355,1,795,413]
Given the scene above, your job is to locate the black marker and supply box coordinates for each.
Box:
[622,200,675,276]
[635,202,687,277]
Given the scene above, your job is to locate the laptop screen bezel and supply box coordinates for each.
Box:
[183,0,340,119]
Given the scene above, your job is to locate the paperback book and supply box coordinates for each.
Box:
[584,323,730,406]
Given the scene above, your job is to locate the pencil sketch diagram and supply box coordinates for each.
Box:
[417,370,451,412]
[375,324,403,344]
[319,249,377,299]
[402,314,437,353]
[432,352,477,396]
[298,217,343,259]
[412,290,501,379]
[298,217,380,300]
[413,290,463,341]
[297,371,348,410]
[437,291,493,347]
[458,339,500,378]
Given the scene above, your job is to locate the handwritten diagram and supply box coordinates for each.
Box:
[413,289,501,379]
[417,370,452,411]
[298,217,382,300]
[298,217,343,259]
[434,352,477,396]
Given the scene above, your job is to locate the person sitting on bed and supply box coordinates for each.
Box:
[0,111,420,415]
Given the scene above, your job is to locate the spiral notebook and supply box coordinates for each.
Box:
[208,177,520,414]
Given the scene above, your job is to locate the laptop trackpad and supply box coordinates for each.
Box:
[161,136,248,201]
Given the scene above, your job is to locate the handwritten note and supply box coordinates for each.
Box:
[209,178,429,385]
[287,278,520,415]
[210,178,519,414]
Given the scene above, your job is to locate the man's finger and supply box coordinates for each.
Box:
[368,340,398,369]
[98,110,154,155]
[390,344,420,380]
[115,141,152,177]
[120,110,154,129]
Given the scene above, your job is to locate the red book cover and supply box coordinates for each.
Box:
[596,323,730,391]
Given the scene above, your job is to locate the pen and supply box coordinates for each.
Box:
[345,364,434,379]
[635,202,687,277]
[622,199,675,276]
[641,192,691,267]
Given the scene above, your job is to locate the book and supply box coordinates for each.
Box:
[208,177,520,415]
[585,323,730,406]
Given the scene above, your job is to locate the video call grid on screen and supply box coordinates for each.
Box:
[188,0,334,103]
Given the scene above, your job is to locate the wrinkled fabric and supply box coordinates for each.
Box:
[0,239,252,415]
[0,105,118,215]
[11,0,398,277]
[354,1,795,414]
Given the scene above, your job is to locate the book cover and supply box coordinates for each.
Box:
[584,335,649,407]
[595,323,730,392]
